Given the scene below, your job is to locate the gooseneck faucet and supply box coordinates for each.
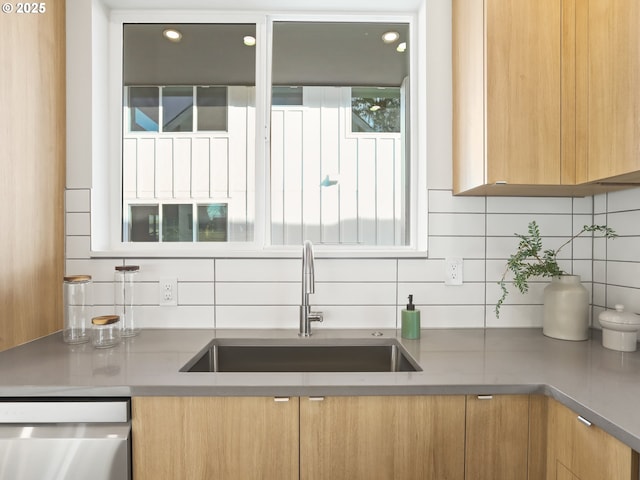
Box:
[299,240,323,336]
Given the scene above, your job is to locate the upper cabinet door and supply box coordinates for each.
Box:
[485,0,563,186]
[577,0,640,183]
[453,0,567,195]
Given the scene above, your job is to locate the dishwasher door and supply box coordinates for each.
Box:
[0,400,130,480]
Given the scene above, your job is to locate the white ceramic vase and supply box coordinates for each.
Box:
[543,275,589,341]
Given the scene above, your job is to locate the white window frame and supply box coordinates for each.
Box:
[75,4,427,258]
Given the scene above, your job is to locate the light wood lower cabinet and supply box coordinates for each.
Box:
[300,395,465,480]
[132,395,639,480]
[133,395,465,480]
[132,396,299,480]
[465,395,530,480]
[546,398,639,480]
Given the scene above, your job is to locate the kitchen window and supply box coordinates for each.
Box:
[96,8,427,255]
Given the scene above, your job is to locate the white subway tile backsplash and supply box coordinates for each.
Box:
[65,189,91,212]
[428,190,485,213]
[136,306,215,329]
[592,283,606,308]
[177,282,215,306]
[571,260,592,282]
[487,196,572,214]
[428,236,485,259]
[315,259,396,282]
[129,259,215,282]
[317,306,397,329]
[216,259,299,282]
[605,237,640,262]
[92,282,115,306]
[398,283,485,306]
[429,213,485,236]
[607,210,640,236]
[413,305,485,329]
[607,261,640,289]
[216,282,299,306]
[65,235,91,259]
[606,285,640,313]
[593,260,606,284]
[66,212,91,236]
[215,306,298,329]
[61,186,640,330]
[487,214,572,237]
[572,196,593,215]
[593,193,607,215]
[65,259,123,282]
[606,187,640,213]
[486,305,544,328]
[398,258,485,282]
[314,283,396,305]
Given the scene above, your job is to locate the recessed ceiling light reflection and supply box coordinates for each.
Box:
[381,31,400,44]
[163,28,182,42]
[243,35,256,47]
[397,42,407,53]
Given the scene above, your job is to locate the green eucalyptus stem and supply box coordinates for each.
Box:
[495,221,616,318]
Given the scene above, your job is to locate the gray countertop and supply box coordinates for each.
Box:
[0,328,639,452]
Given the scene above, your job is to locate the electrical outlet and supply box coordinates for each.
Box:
[445,257,463,286]
[159,277,178,306]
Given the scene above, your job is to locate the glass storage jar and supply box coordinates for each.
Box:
[114,265,140,337]
[91,315,121,348]
[63,275,92,344]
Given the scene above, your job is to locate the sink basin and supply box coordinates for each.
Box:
[180,338,421,373]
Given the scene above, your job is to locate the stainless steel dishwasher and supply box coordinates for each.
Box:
[0,399,130,480]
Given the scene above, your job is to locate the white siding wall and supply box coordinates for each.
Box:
[122,87,254,241]
[271,87,405,246]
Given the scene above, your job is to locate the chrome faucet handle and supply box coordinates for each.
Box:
[309,311,323,323]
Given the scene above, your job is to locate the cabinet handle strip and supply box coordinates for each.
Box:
[274,397,290,402]
[577,415,592,427]
[309,396,325,402]
[477,395,494,400]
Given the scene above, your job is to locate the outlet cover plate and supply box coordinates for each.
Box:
[159,277,178,306]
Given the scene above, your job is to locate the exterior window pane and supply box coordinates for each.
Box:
[197,86,227,131]
[163,87,194,132]
[129,205,159,242]
[270,22,410,246]
[351,87,401,133]
[272,86,303,105]
[129,87,159,132]
[197,204,228,241]
[162,204,193,241]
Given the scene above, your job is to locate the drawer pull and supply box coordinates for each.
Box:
[477,395,493,400]
[577,415,592,427]
[274,397,290,402]
[309,396,325,402]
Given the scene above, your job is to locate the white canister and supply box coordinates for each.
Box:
[543,275,589,341]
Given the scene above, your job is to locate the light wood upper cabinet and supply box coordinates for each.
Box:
[546,398,639,480]
[453,0,640,195]
[453,0,569,195]
[576,0,640,184]
[300,395,465,480]
[132,396,299,480]
[465,395,530,480]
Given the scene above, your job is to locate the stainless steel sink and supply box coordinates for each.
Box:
[180,338,421,373]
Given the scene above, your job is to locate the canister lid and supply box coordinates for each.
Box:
[63,275,92,283]
[115,265,140,272]
[92,315,120,326]
[598,304,640,325]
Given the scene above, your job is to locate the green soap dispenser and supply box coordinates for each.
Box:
[401,295,421,339]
